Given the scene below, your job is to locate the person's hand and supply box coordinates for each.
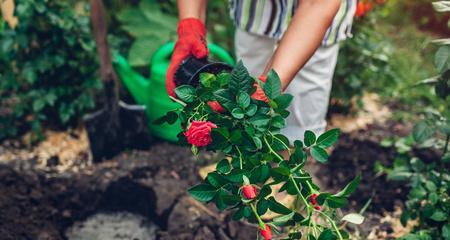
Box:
[251,75,268,102]
[166,18,208,98]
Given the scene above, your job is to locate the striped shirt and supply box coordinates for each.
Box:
[229,0,356,46]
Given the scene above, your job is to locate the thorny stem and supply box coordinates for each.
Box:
[169,96,187,107]
[316,210,344,240]
[236,146,243,169]
[271,132,292,155]
[289,175,309,209]
[250,202,265,229]
[263,136,284,162]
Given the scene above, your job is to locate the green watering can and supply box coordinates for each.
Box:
[113,42,234,142]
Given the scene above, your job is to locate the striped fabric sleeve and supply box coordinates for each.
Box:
[229,0,357,46]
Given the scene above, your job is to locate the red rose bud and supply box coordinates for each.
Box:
[242,185,257,199]
[183,120,217,147]
[259,224,272,240]
[314,205,321,210]
[310,193,318,205]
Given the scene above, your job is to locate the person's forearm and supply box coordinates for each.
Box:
[177,0,207,22]
[263,0,340,90]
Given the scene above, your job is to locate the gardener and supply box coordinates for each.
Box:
[166,0,356,142]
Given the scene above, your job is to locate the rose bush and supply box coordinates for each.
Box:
[157,61,362,239]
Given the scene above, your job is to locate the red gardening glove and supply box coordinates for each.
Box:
[166,18,208,98]
[251,75,269,102]
[207,101,225,113]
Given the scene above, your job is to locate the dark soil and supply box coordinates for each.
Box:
[317,123,409,214]
[0,142,256,240]
[0,121,431,239]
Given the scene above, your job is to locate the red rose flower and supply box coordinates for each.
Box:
[184,120,217,147]
[242,185,257,199]
[259,224,272,240]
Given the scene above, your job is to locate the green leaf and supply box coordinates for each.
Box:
[231,108,245,119]
[326,196,348,208]
[268,197,292,214]
[304,130,316,147]
[214,89,234,110]
[253,137,262,149]
[263,70,282,99]
[442,224,450,240]
[425,181,437,192]
[342,213,365,224]
[200,73,216,87]
[174,85,196,103]
[271,116,285,129]
[316,193,332,205]
[271,166,291,176]
[435,45,450,73]
[257,198,269,215]
[318,229,336,240]
[237,91,251,108]
[429,192,439,205]
[274,94,293,109]
[216,159,231,174]
[316,129,340,148]
[249,115,270,128]
[273,212,295,223]
[207,172,228,188]
[229,61,252,94]
[408,185,427,199]
[310,146,328,163]
[430,210,447,221]
[413,121,435,143]
[127,36,162,66]
[33,99,46,112]
[188,184,217,202]
[246,104,258,116]
[232,206,245,220]
[335,175,360,197]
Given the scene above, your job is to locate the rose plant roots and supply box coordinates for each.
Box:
[156,61,362,239]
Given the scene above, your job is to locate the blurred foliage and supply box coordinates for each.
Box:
[381,2,450,238]
[116,0,177,67]
[332,0,446,115]
[0,0,101,140]
[332,10,396,110]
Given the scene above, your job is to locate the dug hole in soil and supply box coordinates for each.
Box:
[0,118,428,239]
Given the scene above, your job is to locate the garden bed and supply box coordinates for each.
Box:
[0,121,416,240]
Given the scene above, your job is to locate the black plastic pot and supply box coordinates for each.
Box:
[174,56,233,87]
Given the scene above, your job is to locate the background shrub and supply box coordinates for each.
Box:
[0,0,100,140]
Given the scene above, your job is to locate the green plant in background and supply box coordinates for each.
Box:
[116,0,176,67]
[0,0,101,140]
[332,8,395,110]
[381,2,450,239]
